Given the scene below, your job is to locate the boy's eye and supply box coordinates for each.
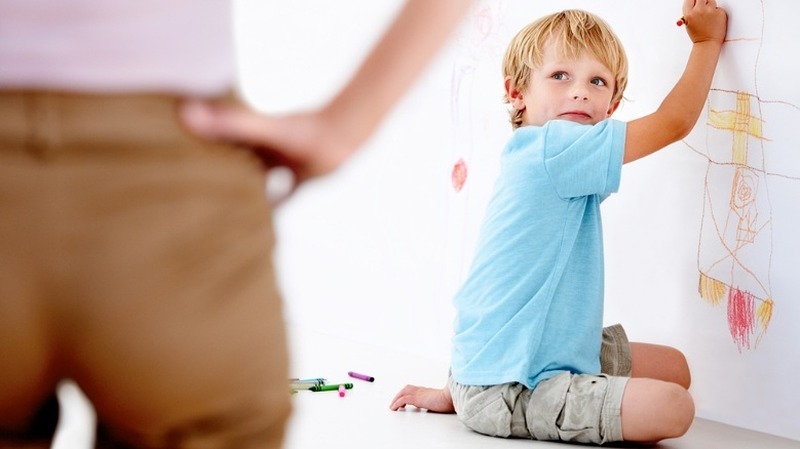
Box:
[551,72,568,80]
[591,77,607,86]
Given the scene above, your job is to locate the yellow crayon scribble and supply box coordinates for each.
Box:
[698,273,727,306]
[708,91,766,165]
[756,298,774,331]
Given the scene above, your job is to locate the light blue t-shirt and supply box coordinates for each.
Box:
[450,119,626,389]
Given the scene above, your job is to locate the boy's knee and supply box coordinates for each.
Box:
[666,347,692,389]
[664,384,695,437]
[631,342,692,389]
[621,378,694,442]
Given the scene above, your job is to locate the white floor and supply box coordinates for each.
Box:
[52,325,800,448]
[283,325,800,449]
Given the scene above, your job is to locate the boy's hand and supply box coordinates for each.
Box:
[682,0,727,44]
[623,0,727,163]
[389,385,455,413]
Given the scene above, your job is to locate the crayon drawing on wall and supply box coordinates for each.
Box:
[444,0,509,294]
[683,0,800,352]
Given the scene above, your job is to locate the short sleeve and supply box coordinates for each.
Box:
[542,119,626,199]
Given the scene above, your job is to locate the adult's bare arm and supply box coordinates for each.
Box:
[181,0,473,188]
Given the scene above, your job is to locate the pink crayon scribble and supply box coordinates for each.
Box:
[474,6,494,41]
[728,288,755,352]
[451,158,468,192]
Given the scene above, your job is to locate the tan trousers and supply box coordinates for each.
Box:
[0,91,291,448]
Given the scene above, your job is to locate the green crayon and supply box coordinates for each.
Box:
[310,383,353,392]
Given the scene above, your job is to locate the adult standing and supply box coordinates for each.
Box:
[0,1,473,447]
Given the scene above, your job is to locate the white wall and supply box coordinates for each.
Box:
[235,0,800,441]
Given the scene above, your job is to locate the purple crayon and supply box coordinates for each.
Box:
[347,371,375,382]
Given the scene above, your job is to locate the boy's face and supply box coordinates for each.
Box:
[506,39,619,127]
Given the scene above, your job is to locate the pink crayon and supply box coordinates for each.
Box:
[348,371,375,382]
[338,384,346,397]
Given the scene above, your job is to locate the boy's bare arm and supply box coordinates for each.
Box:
[623,0,727,164]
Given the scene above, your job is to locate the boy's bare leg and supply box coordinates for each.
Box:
[624,340,694,442]
[616,342,694,442]
[621,377,694,442]
[630,342,691,389]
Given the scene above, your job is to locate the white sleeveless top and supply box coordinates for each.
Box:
[0,0,235,95]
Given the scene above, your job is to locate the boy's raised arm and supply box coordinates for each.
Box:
[623,0,728,164]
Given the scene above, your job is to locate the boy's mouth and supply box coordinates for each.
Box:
[560,111,592,122]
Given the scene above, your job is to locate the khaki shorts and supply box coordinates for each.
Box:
[0,91,291,448]
[448,324,632,444]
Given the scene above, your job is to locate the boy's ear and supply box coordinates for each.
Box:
[504,77,526,111]
[606,99,621,116]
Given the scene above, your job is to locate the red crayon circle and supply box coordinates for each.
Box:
[451,158,468,192]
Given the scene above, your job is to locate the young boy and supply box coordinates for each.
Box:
[390,2,727,445]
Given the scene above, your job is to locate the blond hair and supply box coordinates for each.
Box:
[502,10,628,129]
